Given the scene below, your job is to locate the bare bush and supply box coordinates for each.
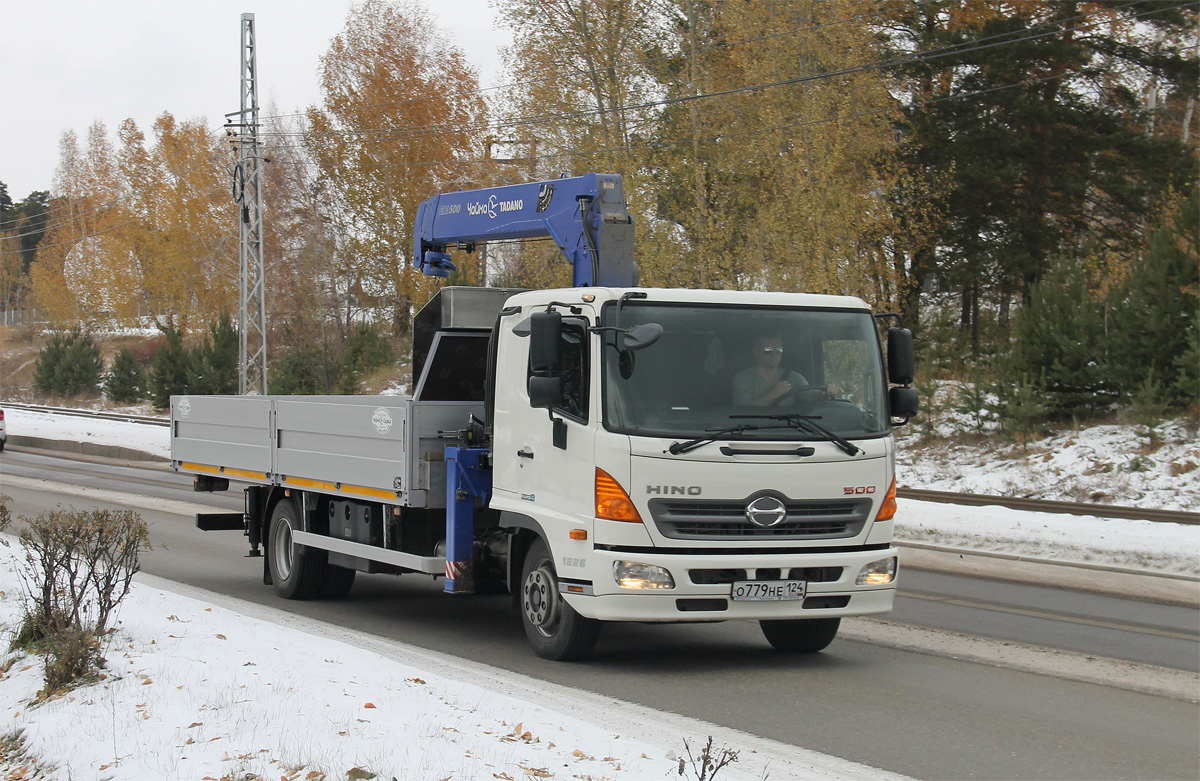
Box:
[677,737,740,781]
[10,508,149,693]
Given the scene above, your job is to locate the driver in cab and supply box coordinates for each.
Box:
[732,335,833,406]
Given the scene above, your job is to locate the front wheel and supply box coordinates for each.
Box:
[520,539,601,661]
[760,617,840,653]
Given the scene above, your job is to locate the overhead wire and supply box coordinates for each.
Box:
[5,0,1180,234]
[278,0,1175,145]
[2,0,1190,250]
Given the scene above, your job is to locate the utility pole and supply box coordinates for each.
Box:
[227,12,268,395]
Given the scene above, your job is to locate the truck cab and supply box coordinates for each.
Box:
[489,287,908,658]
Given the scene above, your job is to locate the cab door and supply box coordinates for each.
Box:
[492,307,597,541]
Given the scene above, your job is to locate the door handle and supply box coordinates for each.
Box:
[517,448,534,459]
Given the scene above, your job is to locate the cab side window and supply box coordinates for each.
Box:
[558,320,588,421]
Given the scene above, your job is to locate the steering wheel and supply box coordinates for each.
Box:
[771,384,821,406]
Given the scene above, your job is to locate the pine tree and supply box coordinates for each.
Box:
[188,312,239,395]
[340,322,393,393]
[32,328,101,398]
[1107,191,1200,409]
[104,347,145,404]
[32,332,69,396]
[270,344,328,395]
[148,327,191,411]
[1000,256,1112,420]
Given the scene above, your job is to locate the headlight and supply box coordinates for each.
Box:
[856,556,897,586]
[613,561,675,590]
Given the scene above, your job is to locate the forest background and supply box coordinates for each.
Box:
[1,0,1196,429]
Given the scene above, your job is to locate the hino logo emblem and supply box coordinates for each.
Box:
[745,495,788,528]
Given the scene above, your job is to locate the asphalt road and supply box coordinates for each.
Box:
[2,448,1198,780]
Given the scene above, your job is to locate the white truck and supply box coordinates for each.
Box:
[174,174,918,660]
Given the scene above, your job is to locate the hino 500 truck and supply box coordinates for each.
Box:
[173,172,918,660]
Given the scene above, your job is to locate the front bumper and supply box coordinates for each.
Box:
[560,546,899,622]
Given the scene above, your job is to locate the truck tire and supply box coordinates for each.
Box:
[319,566,356,600]
[520,539,601,661]
[760,617,840,653]
[268,499,324,600]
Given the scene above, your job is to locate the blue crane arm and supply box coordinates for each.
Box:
[413,172,636,287]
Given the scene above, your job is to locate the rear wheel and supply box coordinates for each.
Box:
[520,539,601,661]
[268,499,324,600]
[760,617,840,653]
[319,566,356,599]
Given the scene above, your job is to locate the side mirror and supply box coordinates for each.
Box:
[529,311,562,374]
[889,386,919,419]
[529,375,564,409]
[887,327,915,386]
[620,322,663,351]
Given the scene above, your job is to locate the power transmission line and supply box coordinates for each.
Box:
[2,0,1190,252]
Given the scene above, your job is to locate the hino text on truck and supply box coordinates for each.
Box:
[173,173,919,660]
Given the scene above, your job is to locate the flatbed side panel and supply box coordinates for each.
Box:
[274,398,409,499]
[171,395,273,474]
[406,401,486,508]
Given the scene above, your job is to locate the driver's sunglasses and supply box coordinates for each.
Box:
[760,347,784,355]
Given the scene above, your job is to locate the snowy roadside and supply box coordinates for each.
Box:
[4,407,1198,575]
[1,408,1196,779]
[0,544,900,781]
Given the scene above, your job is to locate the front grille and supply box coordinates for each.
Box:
[688,567,844,585]
[650,497,871,540]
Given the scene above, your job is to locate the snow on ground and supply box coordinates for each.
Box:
[896,381,1200,512]
[1,405,1197,778]
[4,406,1197,575]
[0,546,693,781]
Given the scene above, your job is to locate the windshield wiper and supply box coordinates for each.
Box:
[731,414,861,457]
[667,423,767,455]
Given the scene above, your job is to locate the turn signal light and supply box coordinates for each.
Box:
[595,468,643,523]
[874,478,897,522]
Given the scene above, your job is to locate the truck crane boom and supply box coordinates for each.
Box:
[413,172,636,288]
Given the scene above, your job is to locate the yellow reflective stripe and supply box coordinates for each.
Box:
[182,462,221,474]
[224,467,267,481]
[341,484,397,500]
[284,476,337,492]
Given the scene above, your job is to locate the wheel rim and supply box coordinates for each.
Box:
[272,516,294,580]
[523,562,562,637]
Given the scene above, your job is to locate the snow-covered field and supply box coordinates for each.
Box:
[1,405,1196,779]
[897,381,1200,512]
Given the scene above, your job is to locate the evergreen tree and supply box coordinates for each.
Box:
[339,322,393,393]
[104,347,145,404]
[1000,256,1113,420]
[32,329,102,398]
[148,327,191,411]
[270,343,329,395]
[32,333,69,396]
[884,1,1198,335]
[188,312,239,395]
[1107,191,1200,408]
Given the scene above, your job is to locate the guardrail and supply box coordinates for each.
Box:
[2,401,169,427]
[897,488,1197,526]
[4,401,1196,525]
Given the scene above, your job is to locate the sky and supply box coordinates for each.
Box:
[0,0,512,201]
[1,412,1196,777]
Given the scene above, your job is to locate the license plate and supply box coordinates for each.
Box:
[731,580,806,601]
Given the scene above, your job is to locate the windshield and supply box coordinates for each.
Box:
[602,302,889,441]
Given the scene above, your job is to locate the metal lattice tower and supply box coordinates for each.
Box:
[230,12,267,395]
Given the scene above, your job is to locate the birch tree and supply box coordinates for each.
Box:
[307,0,489,333]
